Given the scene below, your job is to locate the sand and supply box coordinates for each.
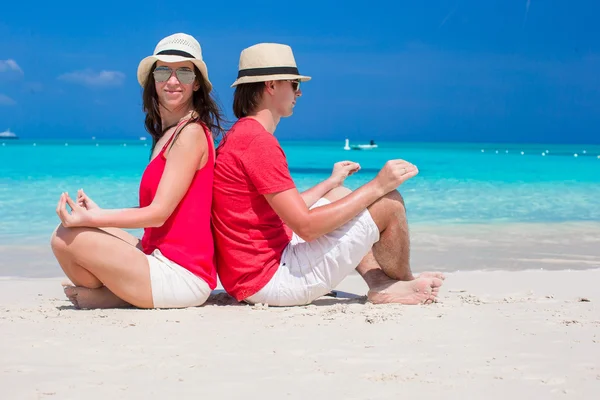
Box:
[1,269,599,399]
[1,222,599,399]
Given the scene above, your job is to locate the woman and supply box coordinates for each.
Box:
[51,33,225,309]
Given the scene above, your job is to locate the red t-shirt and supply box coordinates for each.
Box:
[212,118,295,301]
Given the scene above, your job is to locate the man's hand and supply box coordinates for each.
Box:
[373,160,419,194]
[328,161,361,187]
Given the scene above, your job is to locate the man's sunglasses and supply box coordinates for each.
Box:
[288,79,301,92]
[153,66,196,85]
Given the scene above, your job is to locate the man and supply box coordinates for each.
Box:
[212,43,444,306]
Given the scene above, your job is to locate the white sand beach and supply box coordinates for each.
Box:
[1,224,599,399]
[1,272,599,399]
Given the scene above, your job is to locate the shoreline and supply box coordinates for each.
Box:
[3,221,599,278]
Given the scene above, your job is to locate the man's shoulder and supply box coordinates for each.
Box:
[221,119,278,152]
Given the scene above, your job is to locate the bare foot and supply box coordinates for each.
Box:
[63,286,131,309]
[418,272,446,280]
[63,285,81,308]
[367,277,444,305]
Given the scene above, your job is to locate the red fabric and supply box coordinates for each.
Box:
[212,118,296,301]
[139,120,216,289]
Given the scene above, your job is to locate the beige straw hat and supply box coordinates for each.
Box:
[137,33,212,91]
[231,43,311,87]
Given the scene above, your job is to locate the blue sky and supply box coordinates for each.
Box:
[1,0,599,143]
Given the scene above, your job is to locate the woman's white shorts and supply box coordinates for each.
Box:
[147,249,211,308]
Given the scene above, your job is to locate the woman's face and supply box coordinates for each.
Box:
[153,60,200,110]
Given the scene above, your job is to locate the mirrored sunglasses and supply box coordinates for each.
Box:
[153,66,196,85]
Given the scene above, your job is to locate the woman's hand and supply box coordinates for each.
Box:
[328,161,361,187]
[56,192,94,228]
[77,189,100,211]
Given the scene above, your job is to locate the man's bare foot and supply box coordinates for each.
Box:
[395,272,446,282]
[63,286,131,309]
[367,277,444,305]
[418,272,446,280]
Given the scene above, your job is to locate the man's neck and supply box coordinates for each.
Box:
[248,108,280,134]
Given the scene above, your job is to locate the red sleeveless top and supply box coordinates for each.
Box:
[139,120,216,289]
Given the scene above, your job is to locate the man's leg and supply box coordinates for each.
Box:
[323,187,444,304]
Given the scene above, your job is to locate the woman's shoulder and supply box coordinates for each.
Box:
[165,121,209,155]
[177,119,210,139]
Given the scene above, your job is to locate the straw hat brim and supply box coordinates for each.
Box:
[137,54,212,92]
[231,74,311,88]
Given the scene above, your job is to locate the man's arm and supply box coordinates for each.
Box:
[299,178,337,208]
[266,160,418,242]
[299,161,361,207]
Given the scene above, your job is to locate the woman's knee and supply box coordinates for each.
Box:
[50,224,85,252]
[50,223,67,251]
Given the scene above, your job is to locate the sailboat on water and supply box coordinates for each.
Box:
[344,138,377,150]
[0,129,18,139]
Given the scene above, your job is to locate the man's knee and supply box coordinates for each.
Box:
[385,190,405,209]
[323,186,352,202]
[368,190,407,230]
[372,190,406,212]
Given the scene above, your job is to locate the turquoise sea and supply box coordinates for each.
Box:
[1,139,600,245]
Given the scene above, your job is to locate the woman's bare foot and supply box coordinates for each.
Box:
[63,286,132,309]
[61,279,74,287]
[367,277,444,305]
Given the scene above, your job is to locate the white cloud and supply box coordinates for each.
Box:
[0,94,16,106]
[524,0,532,24]
[24,82,44,94]
[438,8,456,29]
[0,59,23,75]
[58,69,125,87]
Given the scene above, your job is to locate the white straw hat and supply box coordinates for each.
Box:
[137,33,212,91]
[231,43,311,87]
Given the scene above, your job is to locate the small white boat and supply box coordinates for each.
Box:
[344,138,377,150]
[139,136,147,141]
[0,129,18,139]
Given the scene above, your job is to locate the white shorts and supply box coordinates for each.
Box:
[147,249,211,308]
[246,198,380,306]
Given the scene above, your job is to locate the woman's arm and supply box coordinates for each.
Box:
[57,124,208,229]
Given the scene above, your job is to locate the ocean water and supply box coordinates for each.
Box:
[1,139,600,245]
